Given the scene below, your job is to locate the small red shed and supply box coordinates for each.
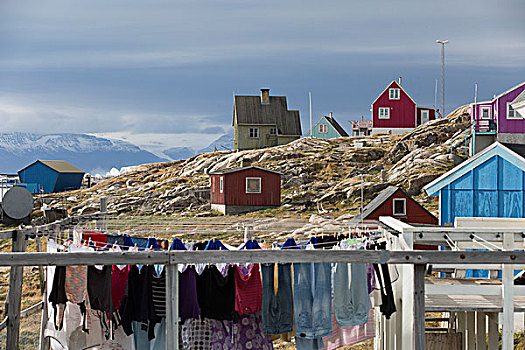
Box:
[209,166,282,215]
[371,79,436,134]
[350,186,438,226]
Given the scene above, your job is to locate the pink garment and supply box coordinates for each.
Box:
[235,264,262,315]
[111,265,131,310]
[320,308,375,350]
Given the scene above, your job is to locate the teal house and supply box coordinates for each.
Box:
[424,142,525,226]
[305,113,348,139]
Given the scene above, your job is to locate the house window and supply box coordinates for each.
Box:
[480,106,492,119]
[393,198,406,216]
[246,177,261,194]
[269,127,277,135]
[219,176,223,193]
[319,124,328,133]
[249,127,259,138]
[378,107,390,119]
[389,88,400,100]
[507,103,522,119]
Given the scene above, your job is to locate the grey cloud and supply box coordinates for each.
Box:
[201,126,225,134]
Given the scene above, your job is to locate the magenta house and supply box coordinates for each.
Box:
[471,81,525,154]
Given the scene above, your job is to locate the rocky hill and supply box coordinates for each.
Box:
[61,106,470,219]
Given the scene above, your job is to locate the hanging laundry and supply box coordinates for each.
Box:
[120,265,160,340]
[209,312,273,350]
[181,318,214,350]
[370,242,396,319]
[48,265,67,330]
[261,238,297,335]
[196,265,238,321]
[235,263,263,315]
[179,266,201,323]
[293,261,332,348]
[320,307,375,350]
[87,265,112,313]
[83,229,107,249]
[111,265,130,312]
[333,262,369,327]
[105,233,124,247]
[151,268,166,319]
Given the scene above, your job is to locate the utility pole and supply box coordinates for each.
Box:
[436,40,448,118]
[309,91,312,137]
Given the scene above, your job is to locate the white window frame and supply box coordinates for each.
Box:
[378,107,390,119]
[319,124,328,133]
[248,127,259,138]
[389,88,400,100]
[245,177,261,194]
[269,127,277,135]
[507,102,522,119]
[393,198,406,216]
[219,176,223,193]
[480,106,492,119]
[421,110,429,124]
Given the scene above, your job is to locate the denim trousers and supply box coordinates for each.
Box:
[293,262,332,339]
[334,263,370,327]
[261,263,294,335]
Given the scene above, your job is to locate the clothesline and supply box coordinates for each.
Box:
[45,227,393,350]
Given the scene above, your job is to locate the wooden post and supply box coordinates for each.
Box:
[97,197,107,232]
[487,312,498,350]
[6,229,27,350]
[401,230,415,350]
[166,263,179,350]
[414,263,426,350]
[476,312,486,350]
[35,234,45,294]
[466,312,475,349]
[502,233,514,350]
[457,311,466,349]
[244,225,253,242]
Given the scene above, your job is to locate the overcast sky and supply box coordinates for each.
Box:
[1,0,524,153]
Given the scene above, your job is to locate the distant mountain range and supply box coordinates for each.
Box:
[0,132,235,175]
[163,132,234,160]
[0,133,167,175]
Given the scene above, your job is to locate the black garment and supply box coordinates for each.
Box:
[119,265,160,340]
[515,270,525,285]
[48,266,67,330]
[315,235,339,249]
[151,269,166,318]
[88,265,113,313]
[196,265,238,321]
[370,242,396,319]
[194,241,208,251]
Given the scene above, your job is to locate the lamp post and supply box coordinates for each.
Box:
[436,40,448,118]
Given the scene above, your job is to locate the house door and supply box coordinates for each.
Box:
[421,110,429,125]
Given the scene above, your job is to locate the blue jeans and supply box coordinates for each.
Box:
[293,263,332,339]
[334,263,370,327]
[261,263,294,335]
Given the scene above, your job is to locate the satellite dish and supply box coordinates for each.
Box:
[2,186,34,220]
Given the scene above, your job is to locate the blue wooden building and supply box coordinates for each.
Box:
[18,160,85,193]
[305,113,349,139]
[424,142,525,226]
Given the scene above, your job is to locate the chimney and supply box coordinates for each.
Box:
[260,88,270,104]
[329,112,333,119]
[398,77,402,86]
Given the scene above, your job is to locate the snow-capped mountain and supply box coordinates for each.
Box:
[0,133,167,174]
[161,132,234,161]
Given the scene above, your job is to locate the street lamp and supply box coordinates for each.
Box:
[436,40,448,118]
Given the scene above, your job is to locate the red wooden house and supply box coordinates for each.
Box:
[371,79,436,134]
[209,166,282,215]
[350,186,438,226]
